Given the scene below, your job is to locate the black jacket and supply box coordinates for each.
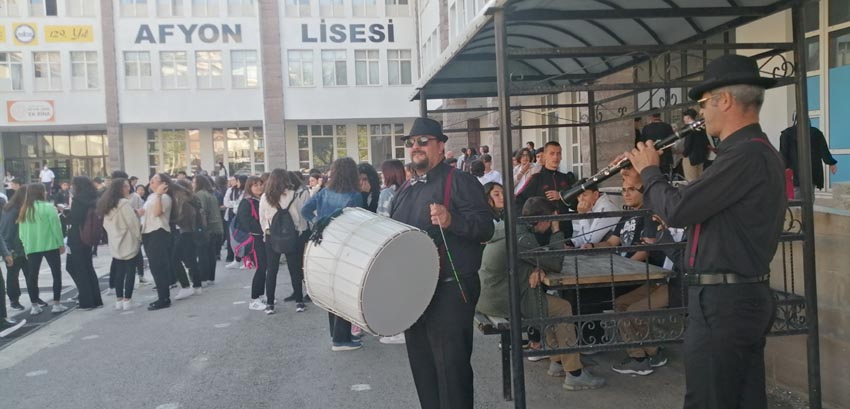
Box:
[683,129,710,166]
[641,121,675,172]
[516,166,575,238]
[779,125,838,189]
[68,195,96,249]
[236,197,262,236]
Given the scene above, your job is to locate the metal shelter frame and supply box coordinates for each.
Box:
[412,1,823,408]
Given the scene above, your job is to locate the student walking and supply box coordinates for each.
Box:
[98,178,142,311]
[17,184,67,315]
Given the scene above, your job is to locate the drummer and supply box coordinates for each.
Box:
[390,117,494,409]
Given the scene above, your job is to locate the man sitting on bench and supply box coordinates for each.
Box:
[477,197,606,391]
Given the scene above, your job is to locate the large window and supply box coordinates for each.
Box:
[192,0,217,16]
[284,0,309,16]
[71,51,98,90]
[387,49,412,85]
[147,129,201,177]
[3,132,108,183]
[288,50,314,87]
[352,0,376,17]
[67,0,95,16]
[33,51,61,91]
[124,51,152,89]
[357,123,405,167]
[160,51,188,89]
[386,0,409,17]
[195,50,223,89]
[830,27,850,69]
[157,0,182,16]
[829,0,850,27]
[319,0,343,17]
[227,0,254,16]
[231,50,258,88]
[297,125,347,170]
[1,0,20,16]
[807,36,820,72]
[213,127,265,175]
[0,52,23,91]
[29,0,57,16]
[121,0,148,16]
[355,50,380,86]
[321,50,347,86]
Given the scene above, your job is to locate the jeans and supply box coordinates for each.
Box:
[112,258,136,299]
[5,255,36,304]
[250,236,267,300]
[143,229,172,303]
[175,232,202,288]
[328,313,353,344]
[266,230,309,305]
[27,249,62,302]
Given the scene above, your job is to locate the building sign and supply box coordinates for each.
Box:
[134,24,242,44]
[13,23,37,46]
[0,26,6,43]
[45,25,94,43]
[6,100,55,123]
[301,20,395,43]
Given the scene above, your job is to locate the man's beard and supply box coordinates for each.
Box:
[412,152,430,170]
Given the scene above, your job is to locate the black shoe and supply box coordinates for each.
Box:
[36,299,49,307]
[0,318,26,338]
[147,300,171,311]
[225,258,234,263]
[282,294,297,303]
[9,302,24,311]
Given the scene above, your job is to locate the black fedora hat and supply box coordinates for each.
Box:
[402,117,448,142]
[688,54,777,101]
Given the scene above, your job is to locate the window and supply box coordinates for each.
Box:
[386,0,408,17]
[160,51,189,89]
[806,36,820,72]
[803,1,818,33]
[121,0,148,16]
[71,51,98,89]
[355,50,379,85]
[321,50,347,86]
[227,0,255,16]
[157,0,182,16]
[284,0,309,16]
[449,3,457,40]
[147,129,200,176]
[357,123,405,167]
[319,0,343,17]
[196,51,223,89]
[33,52,61,91]
[540,94,558,141]
[231,50,258,88]
[830,27,850,69]
[213,127,265,175]
[387,49,412,85]
[297,125,347,169]
[29,0,57,16]
[192,0,217,16]
[288,50,314,87]
[124,51,152,89]
[829,0,850,27]
[0,52,23,91]
[1,0,20,17]
[67,0,96,16]
[352,0,376,17]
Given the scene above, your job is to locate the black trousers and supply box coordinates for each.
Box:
[175,232,202,288]
[68,243,103,309]
[112,258,136,299]
[27,249,62,302]
[266,230,309,305]
[684,283,775,409]
[197,232,221,282]
[5,255,36,303]
[135,251,144,277]
[143,229,172,303]
[405,274,480,409]
[250,236,267,300]
[328,312,353,343]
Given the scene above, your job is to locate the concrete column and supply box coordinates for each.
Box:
[259,0,286,170]
[101,0,123,171]
[438,0,448,51]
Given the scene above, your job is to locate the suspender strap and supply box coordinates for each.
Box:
[689,223,701,269]
[443,167,455,208]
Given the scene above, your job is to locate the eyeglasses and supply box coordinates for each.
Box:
[697,94,721,109]
[404,136,436,148]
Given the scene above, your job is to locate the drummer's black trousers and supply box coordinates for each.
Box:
[683,283,775,409]
[405,274,480,409]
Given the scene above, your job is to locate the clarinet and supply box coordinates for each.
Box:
[559,119,706,204]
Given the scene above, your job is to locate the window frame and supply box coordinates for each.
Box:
[0,0,21,17]
[156,0,183,17]
[387,49,412,85]
[66,0,96,16]
[195,50,224,89]
[124,51,152,90]
[284,0,310,16]
[191,0,217,16]
[33,51,62,91]
[352,0,377,17]
[230,50,258,89]
[70,51,99,90]
[354,49,380,86]
[29,0,57,16]
[227,0,255,16]
[385,0,409,17]
[120,0,148,17]
[159,51,189,90]
[319,0,344,17]
[0,52,24,92]
[321,49,348,87]
[287,49,315,87]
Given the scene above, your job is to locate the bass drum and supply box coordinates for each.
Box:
[304,207,439,336]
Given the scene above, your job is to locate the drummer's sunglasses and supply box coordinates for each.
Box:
[404,136,436,148]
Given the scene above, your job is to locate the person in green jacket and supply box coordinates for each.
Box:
[477,196,605,391]
[17,183,67,315]
[193,175,224,285]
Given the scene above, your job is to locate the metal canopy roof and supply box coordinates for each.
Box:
[412,0,809,100]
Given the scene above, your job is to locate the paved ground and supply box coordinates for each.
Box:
[0,248,810,409]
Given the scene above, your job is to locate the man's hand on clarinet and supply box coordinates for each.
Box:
[625,140,661,174]
[430,203,452,229]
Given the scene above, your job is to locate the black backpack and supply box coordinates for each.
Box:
[267,190,302,254]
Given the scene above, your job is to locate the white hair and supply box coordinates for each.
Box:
[714,84,765,111]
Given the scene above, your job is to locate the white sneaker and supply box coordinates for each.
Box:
[193,287,203,295]
[114,300,125,310]
[174,288,194,300]
[238,264,248,270]
[106,288,115,296]
[248,299,267,311]
[51,304,68,313]
[138,276,149,284]
[379,334,406,345]
[30,305,43,315]
[123,300,138,311]
[225,261,240,269]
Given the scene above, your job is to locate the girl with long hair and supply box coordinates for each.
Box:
[170,179,203,300]
[358,163,381,213]
[224,175,246,268]
[483,182,506,222]
[259,169,310,314]
[513,148,540,194]
[98,178,142,310]
[139,173,175,310]
[17,183,67,314]
[194,175,224,284]
[237,176,266,310]
[0,188,40,311]
[67,176,104,310]
[301,157,365,351]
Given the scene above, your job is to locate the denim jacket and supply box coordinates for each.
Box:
[300,188,363,225]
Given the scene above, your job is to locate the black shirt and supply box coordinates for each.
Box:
[641,121,675,172]
[779,125,838,189]
[641,123,786,277]
[390,162,494,279]
[611,213,665,266]
[683,128,710,166]
[516,167,575,238]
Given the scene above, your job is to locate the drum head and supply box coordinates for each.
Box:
[360,230,439,336]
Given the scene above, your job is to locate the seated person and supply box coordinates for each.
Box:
[569,184,619,248]
[478,197,606,391]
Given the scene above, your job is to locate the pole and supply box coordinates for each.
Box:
[588,91,598,173]
[419,90,428,117]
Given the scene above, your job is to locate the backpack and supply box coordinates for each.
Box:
[80,207,104,247]
[267,189,303,254]
[230,199,257,268]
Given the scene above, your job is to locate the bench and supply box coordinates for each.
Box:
[474,312,512,401]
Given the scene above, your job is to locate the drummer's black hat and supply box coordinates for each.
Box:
[402,117,449,142]
[688,54,777,101]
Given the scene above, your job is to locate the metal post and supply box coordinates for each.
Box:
[588,91,598,173]
[419,90,428,117]
[791,5,822,409]
[493,8,527,409]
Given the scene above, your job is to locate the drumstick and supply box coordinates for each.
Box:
[433,203,468,303]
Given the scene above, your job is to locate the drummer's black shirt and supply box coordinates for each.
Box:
[640,123,786,277]
[391,162,494,279]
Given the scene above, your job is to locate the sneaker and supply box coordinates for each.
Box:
[225,261,240,269]
[527,343,549,362]
[193,287,203,296]
[264,305,275,315]
[649,352,668,368]
[238,264,248,270]
[563,369,606,390]
[295,303,306,313]
[30,305,43,315]
[138,276,149,284]
[282,294,297,303]
[123,301,138,311]
[9,302,24,311]
[611,357,654,376]
[51,304,68,313]
[248,299,267,311]
[0,318,26,338]
[547,361,566,377]
[351,325,364,337]
[332,341,363,352]
[147,300,171,311]
[36,299,49,308]
[379,334,406,345]
[114,300,125,310]
[174,288,194,301]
